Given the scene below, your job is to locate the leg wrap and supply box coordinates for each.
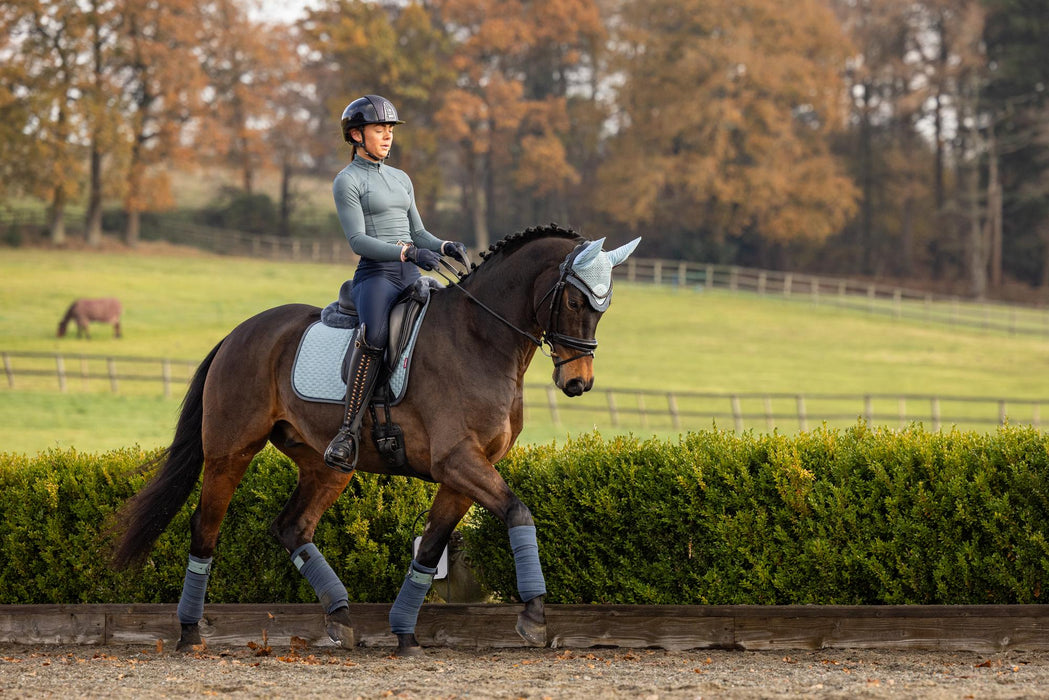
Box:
[388,560,437,635]
[176,554,213,625]
[509,525,547,602]
[292,543,349,614]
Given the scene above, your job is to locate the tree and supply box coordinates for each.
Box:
[596,0,858,260]
[0,0,87,244]
[431,0,605,246]
[113,0,206,245]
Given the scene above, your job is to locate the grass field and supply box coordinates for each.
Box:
[2,245,1048,454]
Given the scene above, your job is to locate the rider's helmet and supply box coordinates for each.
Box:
[340,95,404,144]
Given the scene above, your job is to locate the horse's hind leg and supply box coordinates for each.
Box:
[389,485,473,656]
[113,320,121,338]
[176,446,264,650]
[270,444,357,647]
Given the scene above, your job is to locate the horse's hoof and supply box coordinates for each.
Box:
[325,606,356,647]
[394,633,424,657]
[176,623,202,652]
[515,611,547,647]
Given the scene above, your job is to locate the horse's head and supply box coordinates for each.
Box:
[539,236,641,397]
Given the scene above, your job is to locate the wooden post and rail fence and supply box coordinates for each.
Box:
[3,350,1045,434]
[6,210,1049,336]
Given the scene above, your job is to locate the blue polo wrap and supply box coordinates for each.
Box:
[388,559,437,634]
[177,554,213,625]
[292,543,349,614]
[509,525,546,602]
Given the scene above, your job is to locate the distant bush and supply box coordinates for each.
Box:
[201,188,277,234]
[2,426,1046,606]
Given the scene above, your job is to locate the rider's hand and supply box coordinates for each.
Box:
[404,245,441,271]
[441,241,470,267]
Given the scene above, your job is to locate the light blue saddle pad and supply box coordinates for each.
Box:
[291,311,427,405]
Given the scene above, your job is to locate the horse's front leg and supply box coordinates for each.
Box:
[389,485,473,657]
[440,458,548,648]
[270,448,357,648]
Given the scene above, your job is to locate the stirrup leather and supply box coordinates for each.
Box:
[324,328,384,473]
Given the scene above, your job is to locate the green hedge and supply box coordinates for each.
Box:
[2,425,1047,606]
[0,446,436,604]
[464,424,1049,605]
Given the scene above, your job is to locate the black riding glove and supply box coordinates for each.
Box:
[404,245,441,271]
[441,240,470,267]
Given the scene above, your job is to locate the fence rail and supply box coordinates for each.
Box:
[7,212,1049,336]
[3,351,1043,434]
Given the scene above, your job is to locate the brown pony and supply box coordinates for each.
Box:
[112,225,640,655]
[57,297,122,339]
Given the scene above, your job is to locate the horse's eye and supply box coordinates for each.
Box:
[567,297,582,310]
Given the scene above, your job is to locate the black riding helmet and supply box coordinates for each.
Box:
[340,95,404,144]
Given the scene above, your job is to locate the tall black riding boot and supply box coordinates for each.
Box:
[324,327,385,473]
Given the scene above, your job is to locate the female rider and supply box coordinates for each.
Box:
[325,94,469,472]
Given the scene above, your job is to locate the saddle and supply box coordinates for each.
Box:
[321,276,443,375]
[314,276,443,482]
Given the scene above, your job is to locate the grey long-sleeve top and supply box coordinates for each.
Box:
[333,156,443,261]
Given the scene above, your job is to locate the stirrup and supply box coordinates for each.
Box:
[324,429,359,473]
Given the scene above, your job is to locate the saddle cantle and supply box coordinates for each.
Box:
[294,277,442,406]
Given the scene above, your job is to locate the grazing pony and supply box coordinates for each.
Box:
[112,225,640,655]
[57,297,122,339]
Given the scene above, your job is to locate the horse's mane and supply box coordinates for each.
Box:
[466,224,584,278]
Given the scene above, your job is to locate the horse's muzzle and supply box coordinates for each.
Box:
[554,358,594,397]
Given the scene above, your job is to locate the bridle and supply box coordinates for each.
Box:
[435,243,600,367]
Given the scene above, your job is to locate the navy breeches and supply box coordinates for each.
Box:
[351,259,420,347]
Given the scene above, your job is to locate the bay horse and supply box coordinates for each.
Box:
[57,297,122,338]
[112,225,640,655]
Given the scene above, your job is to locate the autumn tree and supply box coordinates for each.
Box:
[112,0,206,245]
[595,0,858,262]
[431,0,606,247]
[0,0,87,244]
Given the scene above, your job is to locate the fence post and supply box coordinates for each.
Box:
[864,394,873,424]
[998,400,1007,425]
[56,355,67,392]
[162,359,172,398]
[810,276,819,304]
[931,397,941,432]
[757,271,766,295]
[898,397,907,428]
[667,392,680,431]
[545,386,560,427]
[763,395,773,431]
[3,352,13,388]
[796,395,807,432]
[653,260,662,286]
[107,358,118,394]
[784,273,792,298]
[731,394,743,432]
[893,289,902,319]
[705,264,714,289]
[678,262,687,288]
[607,390,619,428]
[729,267,738,292]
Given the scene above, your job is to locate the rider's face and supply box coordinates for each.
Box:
[356,123,395,160]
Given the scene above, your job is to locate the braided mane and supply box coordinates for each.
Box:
[469,224,584,273]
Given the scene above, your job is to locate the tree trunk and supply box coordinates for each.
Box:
[967,159,987,300]
[466,152,489,250]
[987,126,1003,289]
[126,209,141,247]
[49,185,67,245]
[278,158,291,238]
[86,145,103,247]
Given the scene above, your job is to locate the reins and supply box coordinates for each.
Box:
[434,255,597,367]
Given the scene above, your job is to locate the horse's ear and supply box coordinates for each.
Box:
[606,237,641,268]
[572,238,605,271]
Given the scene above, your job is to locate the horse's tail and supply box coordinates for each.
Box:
[112,340,223,569]
[56,302,76,337]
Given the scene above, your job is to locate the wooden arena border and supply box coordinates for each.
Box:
[2,604,1048,652]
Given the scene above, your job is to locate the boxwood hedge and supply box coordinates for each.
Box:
[1,423,1046,606]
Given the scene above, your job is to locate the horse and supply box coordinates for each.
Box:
[57,297,122,339]
[111,225,640,655]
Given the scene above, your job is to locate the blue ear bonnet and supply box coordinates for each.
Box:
[561,237,641,312]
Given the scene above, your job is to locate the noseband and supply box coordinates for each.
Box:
[437,244,601,367]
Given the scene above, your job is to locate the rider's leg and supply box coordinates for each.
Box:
[323,272,401,472]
